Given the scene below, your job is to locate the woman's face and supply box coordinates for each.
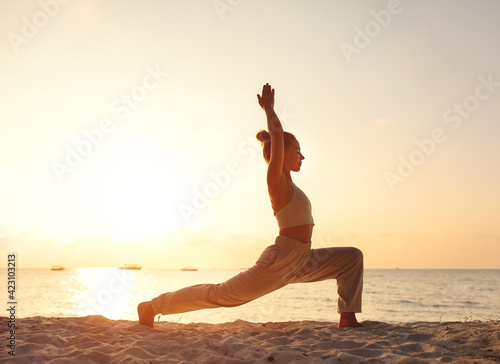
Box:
[283,139,305,172]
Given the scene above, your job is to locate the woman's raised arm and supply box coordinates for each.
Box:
[257,83,284,187]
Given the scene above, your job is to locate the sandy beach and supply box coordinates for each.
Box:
[2,316,499,363]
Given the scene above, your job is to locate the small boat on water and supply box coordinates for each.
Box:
[119,264,142,270]
[181,267,198,272]
[51,265,65,271]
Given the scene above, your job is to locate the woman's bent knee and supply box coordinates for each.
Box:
[349,247,363,262]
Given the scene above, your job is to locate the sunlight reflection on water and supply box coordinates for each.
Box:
[72,268,138,320]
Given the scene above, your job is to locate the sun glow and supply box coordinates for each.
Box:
[44,132,195,244]
[72,268,138,320]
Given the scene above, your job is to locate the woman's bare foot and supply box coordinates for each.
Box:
[138,301,155,328]
[339,312,363,328]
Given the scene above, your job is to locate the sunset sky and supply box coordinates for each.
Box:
[1,0,499,269]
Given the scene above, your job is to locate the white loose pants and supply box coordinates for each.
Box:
[151,235,363,316]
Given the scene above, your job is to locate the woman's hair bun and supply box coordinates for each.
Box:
[256,130,270,143]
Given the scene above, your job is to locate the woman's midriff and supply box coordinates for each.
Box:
[279,224,314,243]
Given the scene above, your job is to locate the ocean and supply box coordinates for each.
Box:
[3,268,499,324]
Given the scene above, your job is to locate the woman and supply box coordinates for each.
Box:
[138,83,363,328]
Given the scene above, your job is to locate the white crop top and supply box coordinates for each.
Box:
[273,183,314,229]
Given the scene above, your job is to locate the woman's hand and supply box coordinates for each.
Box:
[257,83,275,110]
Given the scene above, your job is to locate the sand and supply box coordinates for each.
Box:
[1,316,499,363]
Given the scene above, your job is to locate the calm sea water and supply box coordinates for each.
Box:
[2,268,499,324]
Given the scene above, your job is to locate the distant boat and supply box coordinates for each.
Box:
[51,265,65,271]
[119,264,142,270]
[181,267,198,272]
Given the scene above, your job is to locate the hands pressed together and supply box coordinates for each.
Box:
[257,83,275,110]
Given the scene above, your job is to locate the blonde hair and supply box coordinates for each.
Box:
[256,130,297,163]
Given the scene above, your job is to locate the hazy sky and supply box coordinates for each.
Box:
[1,0,499,269]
